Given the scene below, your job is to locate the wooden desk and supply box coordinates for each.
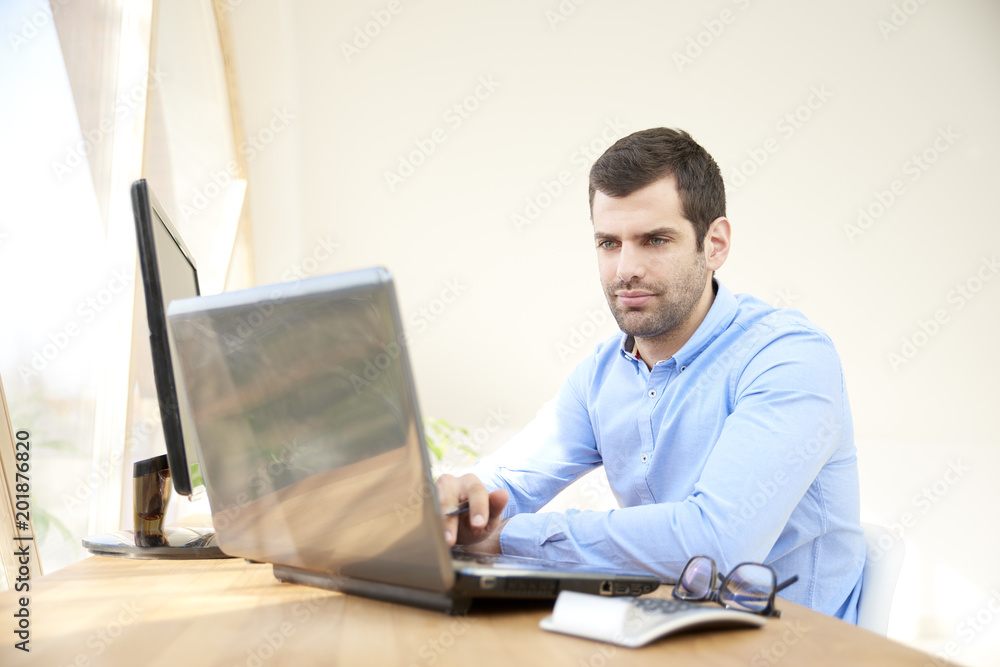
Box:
[1,556,943,666]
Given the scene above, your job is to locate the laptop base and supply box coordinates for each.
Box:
[273,564,472,614]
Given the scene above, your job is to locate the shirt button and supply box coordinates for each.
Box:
[680,366,686,372]
[648,389,656,398]
[641,454,648,463]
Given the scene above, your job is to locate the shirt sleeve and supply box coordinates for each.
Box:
[471,359,604,518]
[495,327,849,580]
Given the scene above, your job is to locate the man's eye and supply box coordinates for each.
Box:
[649,237,669,246]
[598,240,618,250]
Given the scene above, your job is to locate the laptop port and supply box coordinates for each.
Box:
[599,580,613,595]
[480,576,497,590]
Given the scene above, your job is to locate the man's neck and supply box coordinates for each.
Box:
[633,280,717,369]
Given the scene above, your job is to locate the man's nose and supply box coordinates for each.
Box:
[616,244,646,283]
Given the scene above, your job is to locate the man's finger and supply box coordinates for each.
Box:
[462,474,490,529]
[483,488,509,533]
[435,474,460,545]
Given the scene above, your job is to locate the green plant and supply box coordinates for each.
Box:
[423,417,479,462]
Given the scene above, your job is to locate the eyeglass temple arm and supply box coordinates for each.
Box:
[775,575,799,593]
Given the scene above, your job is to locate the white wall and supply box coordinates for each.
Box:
[218,1,999,663]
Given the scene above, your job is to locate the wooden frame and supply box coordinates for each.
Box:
[0,373,43,590]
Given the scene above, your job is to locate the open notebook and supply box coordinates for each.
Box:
[541,590,765,647]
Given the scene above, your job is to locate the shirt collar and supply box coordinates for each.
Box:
[619,279,739,368]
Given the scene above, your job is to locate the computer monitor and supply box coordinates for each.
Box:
[131,179,202,497]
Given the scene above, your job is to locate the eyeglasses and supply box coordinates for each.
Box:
[672,555,798,617]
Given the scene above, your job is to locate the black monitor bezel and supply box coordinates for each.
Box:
[131,178,201,497]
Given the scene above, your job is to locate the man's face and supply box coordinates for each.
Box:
[592,176,711,340]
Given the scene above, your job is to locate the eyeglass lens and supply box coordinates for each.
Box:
[676,556,716,599]
[721,564,773,613]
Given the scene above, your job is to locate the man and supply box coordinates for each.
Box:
[436,128,865,621]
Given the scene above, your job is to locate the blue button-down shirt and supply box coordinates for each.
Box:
[473,281,865,621]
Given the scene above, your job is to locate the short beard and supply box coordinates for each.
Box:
[603,252,707,339]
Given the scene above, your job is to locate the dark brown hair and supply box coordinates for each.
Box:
[589,128,726,250]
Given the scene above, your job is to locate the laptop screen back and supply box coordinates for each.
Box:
[166,268,454,592]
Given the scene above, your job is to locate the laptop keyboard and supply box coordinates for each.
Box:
[451,550,516,566]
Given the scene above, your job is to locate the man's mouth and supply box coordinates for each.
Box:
[616,290,655,307]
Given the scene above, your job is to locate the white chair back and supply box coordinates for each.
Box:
[857,522,906,636]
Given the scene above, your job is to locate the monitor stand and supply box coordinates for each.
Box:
[82,526,230,559]
[82,455,232,560]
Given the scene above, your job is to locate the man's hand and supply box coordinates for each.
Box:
[435,473,509,551]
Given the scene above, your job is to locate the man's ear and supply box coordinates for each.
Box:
[704,217,731,272]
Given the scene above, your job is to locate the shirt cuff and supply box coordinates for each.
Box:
[499,512,570,560]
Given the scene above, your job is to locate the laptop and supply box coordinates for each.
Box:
[165,267,660,613]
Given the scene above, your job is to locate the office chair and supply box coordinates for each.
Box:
[856,522,905,636]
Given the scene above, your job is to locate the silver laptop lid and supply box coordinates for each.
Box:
[166,267,455,593]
